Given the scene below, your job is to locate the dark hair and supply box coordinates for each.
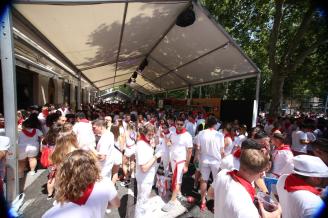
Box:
[92,119,106,128]
[76,112,86,119]
[272,133,285,141]
[43,123,62,146]
[241,139,263,150]
[254,131,269,140]
[207,116,217,128]
[176,117,185,123]
[23,113,41,129]
[46,113,60,127]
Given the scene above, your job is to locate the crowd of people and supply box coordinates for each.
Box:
[0,102,328,218]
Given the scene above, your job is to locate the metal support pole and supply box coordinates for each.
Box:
[199,86,202,98]
[165,91,168,99]
[252,73,261,127]
[77,72,81,110]
[1,5,19,201]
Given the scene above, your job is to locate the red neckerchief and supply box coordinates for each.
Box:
[227,170,255,201]
[189,118,196,124]
[225,133,234,141]
[139,134,150,144]
[275,144,291,151]
[176,128,187,135]
[79,118,89,123]
[22,128,36,137]
[18,118,24,125]
[284,174,321,195]
[42,109,49,117]
[233,148,241,158]
[71,183,95,205]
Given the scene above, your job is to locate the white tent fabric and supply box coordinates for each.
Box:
[13,0,259,94]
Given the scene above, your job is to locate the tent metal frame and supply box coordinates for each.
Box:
[2,0,262,201]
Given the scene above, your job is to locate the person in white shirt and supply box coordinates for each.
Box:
[38,105,49,134]
[270,133,293,178]
[92,119,115,179]
[58,103,69,116]
[73,112,96,150]
[42,150,120,218]
[121,122,137,187]
[135,123,162,218]
[195,116,224,211]
[291,121,316,155]
[18,118,43,177]
[209,147,282,218]
[162,117,193,212]
[220,138,270,194]
[277,155,328,218]
[185,114,197,138]
[167,116,176,134]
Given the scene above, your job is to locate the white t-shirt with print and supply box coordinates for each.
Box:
[170,131,193,162]
[212,169,259,218]
[42,178,117,218]
[136,140,156,184]
[195,129,224,165]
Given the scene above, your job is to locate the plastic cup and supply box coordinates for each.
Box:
[256,192,278,212]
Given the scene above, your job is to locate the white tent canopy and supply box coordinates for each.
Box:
[13,0,260,94]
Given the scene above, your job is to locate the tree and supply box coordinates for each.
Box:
[201,0,328,116]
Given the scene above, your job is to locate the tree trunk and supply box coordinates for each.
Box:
[269,71,285,117]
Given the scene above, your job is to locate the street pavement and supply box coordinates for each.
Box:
[17,170,214,218]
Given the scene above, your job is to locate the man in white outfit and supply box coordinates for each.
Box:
[277,155,328,218]
[92,119,115,179]
[162,117,193,212]
[195,116,224,211]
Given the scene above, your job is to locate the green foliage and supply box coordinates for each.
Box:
[200,0,328,113]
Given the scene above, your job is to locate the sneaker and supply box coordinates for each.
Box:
[27,171,36,176]
[161,200,177,212]
[120,180,131,187]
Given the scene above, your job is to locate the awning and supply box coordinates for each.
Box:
[13,0,260,94]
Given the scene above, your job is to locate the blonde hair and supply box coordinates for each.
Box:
[62,122,73,133]
[240,149,269,174]
[55,150,100,204]
[50,132,78,165]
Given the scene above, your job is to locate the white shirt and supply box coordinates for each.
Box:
[38,113,49,134]
[185,121,197,138]
[73,121,96,150]
[96,131,115,174]
[271,148,294,177]
[170,131,193,162]
[291,130,308,153]
[212,169,259,218]
[196,129,224,165]
[18,128,43,148]
[277,174,324,218]
[220,154,240,171]
[136,140,156,184]
[42,178,117,218]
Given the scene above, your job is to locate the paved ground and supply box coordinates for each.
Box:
[16,170,214,218]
